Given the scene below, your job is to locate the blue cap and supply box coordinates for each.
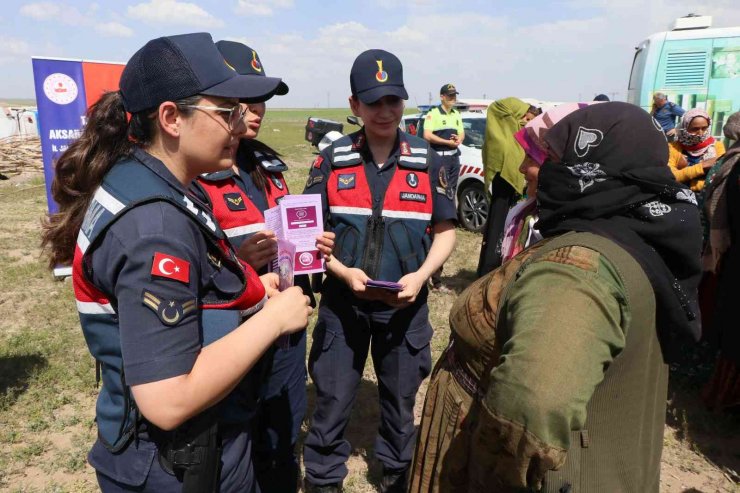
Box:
[119,32,271,113]
[350,49,408,104]
[215,40,289,103]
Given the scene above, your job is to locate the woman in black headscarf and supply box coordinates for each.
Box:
[411,102,702,493]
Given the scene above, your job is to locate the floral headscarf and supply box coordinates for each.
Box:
[677,108,716,157]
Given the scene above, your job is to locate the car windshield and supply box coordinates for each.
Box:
[462,118,485,148]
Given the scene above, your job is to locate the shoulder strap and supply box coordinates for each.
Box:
[398,134,430,170]
[330,134,363,168]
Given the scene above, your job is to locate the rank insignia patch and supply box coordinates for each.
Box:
[400,141,411,156]
[306,173,324,188]
[337,173,356,190]
[406,172,419,188]
[224,192,247,211]
[271,175,284,190]
[142,290,196,326]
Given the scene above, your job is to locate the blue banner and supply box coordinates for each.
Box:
[32,58,88,214]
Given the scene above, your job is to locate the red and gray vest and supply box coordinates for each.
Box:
[73,155,265,452]
[327,132,434,281]
[194,150,289,249]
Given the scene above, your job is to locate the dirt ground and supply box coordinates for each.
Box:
[1,166,739,493]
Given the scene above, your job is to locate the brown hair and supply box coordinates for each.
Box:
[40,91,199,268]
[235,139,283,191]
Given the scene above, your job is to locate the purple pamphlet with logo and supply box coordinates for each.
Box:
[366,280,404,292]
[264,194,325,275]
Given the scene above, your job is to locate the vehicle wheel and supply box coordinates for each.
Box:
[457,181,488,233]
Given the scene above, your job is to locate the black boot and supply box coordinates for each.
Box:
[379,468,408,493]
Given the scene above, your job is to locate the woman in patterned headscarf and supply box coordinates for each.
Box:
[410,102,702,493]
[668,108,726,192]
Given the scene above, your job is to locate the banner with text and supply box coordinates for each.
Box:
[32,57,124,214]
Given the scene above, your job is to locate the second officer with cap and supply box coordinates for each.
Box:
[302,49,457,492]
[192,40,334,493]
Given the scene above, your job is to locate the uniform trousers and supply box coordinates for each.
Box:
[252,331,307,493]
[303,298,433,485]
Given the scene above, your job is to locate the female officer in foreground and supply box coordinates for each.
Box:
[41,33,311,492]
[301,49,457,493]
[193,40,334,493]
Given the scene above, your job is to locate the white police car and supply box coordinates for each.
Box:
[401,110,488,232]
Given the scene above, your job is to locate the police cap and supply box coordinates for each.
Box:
[120,32,272,113]
[350,49,408,104]
[215,40,289,103]
[440,83,459,96]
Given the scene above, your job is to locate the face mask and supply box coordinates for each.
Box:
[678,128,709,147]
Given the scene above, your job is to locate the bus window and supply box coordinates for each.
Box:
[628,45,647,90]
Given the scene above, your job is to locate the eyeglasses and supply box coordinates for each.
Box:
[181,104,248,131]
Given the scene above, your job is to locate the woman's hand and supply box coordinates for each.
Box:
[702,156,719,171]
[237,230,278,270]
[341,267,370,295]
[262,286,312,336]
[316,232,336,262]
[392,272,427,307]
[260,272,280,298]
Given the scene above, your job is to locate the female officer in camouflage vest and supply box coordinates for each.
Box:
[410,102,703,492]
[41,33,312,492]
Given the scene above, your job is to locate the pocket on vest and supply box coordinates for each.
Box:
[88,437,157,487]
[335,225,360,268]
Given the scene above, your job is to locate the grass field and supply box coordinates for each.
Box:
[0,109,738,492]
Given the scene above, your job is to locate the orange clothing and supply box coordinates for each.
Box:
[668,140,726,192]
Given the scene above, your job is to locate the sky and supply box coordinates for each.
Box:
[1,0,738,107]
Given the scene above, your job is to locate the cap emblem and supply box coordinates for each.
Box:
[251,51,262,73]
[375,60,388,83]
[224,59,236,72]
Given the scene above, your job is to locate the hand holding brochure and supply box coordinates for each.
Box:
[366,280,404,292]
[265,194,325,275]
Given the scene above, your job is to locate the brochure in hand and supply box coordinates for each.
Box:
[265,194,325,275]
[366,280,404,292]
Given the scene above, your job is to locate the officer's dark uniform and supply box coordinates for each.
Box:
[192,140,309,493]
[75,148,267,492]
[195,40,303,493]
[301,127,457,487]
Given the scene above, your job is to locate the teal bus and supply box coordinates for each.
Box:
[627,15,739,140]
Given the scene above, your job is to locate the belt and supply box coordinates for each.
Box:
[445,343,481,398]
[435,149,458,156]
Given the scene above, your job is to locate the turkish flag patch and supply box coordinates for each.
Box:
[312,156,324,169]
[151,252,190,284]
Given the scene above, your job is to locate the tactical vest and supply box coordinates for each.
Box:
[326,132,434,282]
[195,155,289,249]
[73,155,265,452]
[447,232,664,493]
